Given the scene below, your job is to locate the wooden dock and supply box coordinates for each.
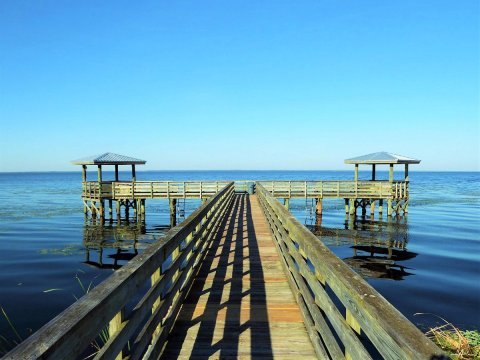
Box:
[74,151,420,223]
[4,181,444,360]
[160,194,316,359]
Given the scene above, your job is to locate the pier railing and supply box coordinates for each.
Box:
[82,181,231,200]
[4,182,235,360]
[82,180,409,202]
[256,182,441,360]
[259,180,408,199]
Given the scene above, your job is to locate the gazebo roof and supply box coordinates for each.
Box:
[71,152,146,165]
[344,152,420,165]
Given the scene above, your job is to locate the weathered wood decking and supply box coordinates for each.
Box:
[160,194,316,359]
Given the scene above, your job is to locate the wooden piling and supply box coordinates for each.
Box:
[315,198,323,215]
[349,199,355,216]
[387,199,393,217]
[141,199,145,221]
[170,198,177,227]
[284,198,290,210]
[108,199,113,220]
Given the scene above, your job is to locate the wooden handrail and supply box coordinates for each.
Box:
[81,180,408,201]
[4,182,235,360]
[255,182,443,360]
[256,180,406,200]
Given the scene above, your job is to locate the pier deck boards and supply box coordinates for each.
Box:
[160,194,316,359]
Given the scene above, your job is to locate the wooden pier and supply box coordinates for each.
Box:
[5,183,445,359]
[73,152,420,225]
[3,151,444,359]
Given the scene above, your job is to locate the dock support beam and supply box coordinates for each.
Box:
[108,199,113,221]
[387,199,393,217]
[284,198,290,210]
[315,198,323,215]
[349,199,356,216]
[141,199,145,221]
[170,199,177,227]
[116,200,121,221]
[344,198,349,214]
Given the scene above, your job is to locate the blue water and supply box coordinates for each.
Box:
[0,171,479,352]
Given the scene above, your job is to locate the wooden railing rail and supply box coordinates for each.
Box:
[256,183,442,360]
[4,182,235,360]
[82,181,258,201]
[258,180,408,200]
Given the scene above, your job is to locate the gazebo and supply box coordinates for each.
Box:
[72,152,146,222]
[344,152,421,217]
[345,151,420,183]
[72,152,146,183]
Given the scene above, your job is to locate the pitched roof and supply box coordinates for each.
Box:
[71,152,146,165]
[344,152,420,165]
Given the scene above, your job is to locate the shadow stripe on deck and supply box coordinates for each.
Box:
[160,194,316,359]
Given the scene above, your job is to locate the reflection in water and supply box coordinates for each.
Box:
[307,214,417,281]
[83,221,168,269]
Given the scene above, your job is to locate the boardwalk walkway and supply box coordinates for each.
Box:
[160,194,316,359]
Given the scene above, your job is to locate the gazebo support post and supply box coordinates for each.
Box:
[132,165,137,221]
[82,165,87,214]
[97,165,105,222]
[404,164,409,213]
[387,164,394,217]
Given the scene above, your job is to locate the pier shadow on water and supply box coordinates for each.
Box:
[82,222,167,269]
[307,214,417,281]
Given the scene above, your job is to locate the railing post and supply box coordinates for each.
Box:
[151,266,162,338]
[345,308,362,360]
[109,309,124,360]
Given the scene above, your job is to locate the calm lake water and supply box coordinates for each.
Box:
[0,170,479,352]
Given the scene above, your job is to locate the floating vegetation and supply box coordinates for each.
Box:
[39,244,84,256]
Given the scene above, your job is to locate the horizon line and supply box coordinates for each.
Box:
[0,169,479,173]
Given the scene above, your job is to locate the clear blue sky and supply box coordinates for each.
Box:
[0,1,478,171]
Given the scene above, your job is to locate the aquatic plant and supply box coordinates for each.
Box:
[0,306,23,356]
[416,314,480,359]
[0,273,109,358]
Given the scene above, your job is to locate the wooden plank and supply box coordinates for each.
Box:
[158,195,317,359]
